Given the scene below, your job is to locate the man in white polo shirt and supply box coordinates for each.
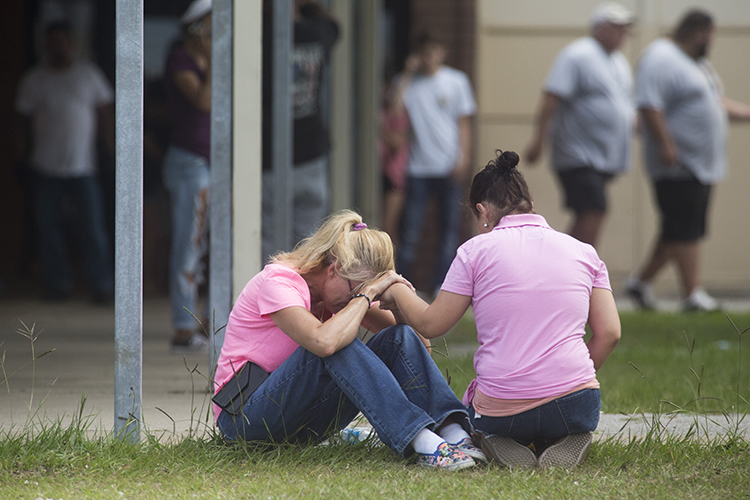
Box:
[526,2,635,248]
[397,33,476,295]
[625,9,750,311]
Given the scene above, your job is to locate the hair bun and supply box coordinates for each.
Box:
[491,149,520,173]
[500,150,520,169]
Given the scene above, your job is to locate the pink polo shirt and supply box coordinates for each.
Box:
[213,264,310,421]
[441,214,610,406]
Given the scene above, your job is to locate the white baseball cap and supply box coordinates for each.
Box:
[590,2,635,27]
[181,0,212,25]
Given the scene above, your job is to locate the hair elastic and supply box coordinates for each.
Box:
[352,223,367,231]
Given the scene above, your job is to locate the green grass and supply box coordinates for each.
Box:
[439,311,750,415]
[2,422,749,499]
[2,311,750,499]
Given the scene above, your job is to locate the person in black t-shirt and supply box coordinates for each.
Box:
[262,0,339,262]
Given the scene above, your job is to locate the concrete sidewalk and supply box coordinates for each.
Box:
[1,296,748,440]
[0,297,213,437]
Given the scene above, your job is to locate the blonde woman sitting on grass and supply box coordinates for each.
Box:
[213,210,486,471]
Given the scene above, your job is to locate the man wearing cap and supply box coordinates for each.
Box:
[526,2,635,248]
[162,0,213,351]
[625,9,750,312]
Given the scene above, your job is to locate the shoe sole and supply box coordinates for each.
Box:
[538,433,592,469]
[417,457,476,472]
[479,435,537,470]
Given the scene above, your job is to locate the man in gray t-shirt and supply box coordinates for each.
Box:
[625,9,750,312]
[526,3,635,248]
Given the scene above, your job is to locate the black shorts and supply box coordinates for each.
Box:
[654,178,712,242]
[556,167,614,213]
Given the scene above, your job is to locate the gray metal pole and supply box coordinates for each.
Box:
[114,0,144,442]
[272,0,293,253]
[209,0,234,375]
[355,0,383,223]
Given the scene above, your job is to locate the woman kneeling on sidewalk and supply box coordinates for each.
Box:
[213,210,485,471]
[379,150,621,469]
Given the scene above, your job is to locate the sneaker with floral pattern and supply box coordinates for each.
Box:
[416,442,476,471]
[454,437,488,463]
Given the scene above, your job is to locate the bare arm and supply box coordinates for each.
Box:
[172,41,212,113]
[452,115,473,183]
[525,92,560,165]
[378,284,471,339]
[269,271,410,357]
[640,107,678,167]
[361,305,432,351]
[723,97,750,122]
[586,287,621,371]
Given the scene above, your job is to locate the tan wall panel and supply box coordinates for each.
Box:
[712,33,750,103]
[478,32,579,116]
[476,0,750,295]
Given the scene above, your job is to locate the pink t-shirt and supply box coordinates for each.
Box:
[213,264,310,420]
[440,214,611,405]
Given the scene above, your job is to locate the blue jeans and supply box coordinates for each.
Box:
[397,176,462,290]
[32,173,112,295]
[162,146,210,330]
[217,324,469,457]
[469,388,601,446]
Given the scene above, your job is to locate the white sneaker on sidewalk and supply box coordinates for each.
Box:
[624,276,657,310]
[683,287,720,312]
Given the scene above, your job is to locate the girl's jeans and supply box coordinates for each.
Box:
[217,324,469,457]
[469,388,601,445]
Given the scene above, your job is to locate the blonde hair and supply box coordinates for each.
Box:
[272,210,395,283]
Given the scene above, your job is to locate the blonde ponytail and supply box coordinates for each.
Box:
[272,210,395,282]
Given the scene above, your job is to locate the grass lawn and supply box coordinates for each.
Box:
[2,311,750,499]
[439,311,750,415]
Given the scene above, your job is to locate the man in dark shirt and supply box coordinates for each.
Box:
[262,0,339,260]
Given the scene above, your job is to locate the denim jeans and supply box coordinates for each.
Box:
[261,155,329,262]
[162,146,210,330]
[397,176,462,291]
[469,388,601,445]
[217,324,469,457]
[32,172,112,295]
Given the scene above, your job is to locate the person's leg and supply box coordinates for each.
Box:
[162,147,211,340]
[535,388,600,468]
[666,241,700,295]
[433,177,462,291]
[365,325,471,439]
[568,211,606,248]
[219,325,468,458]
[32,174,72,297]
[556,167,610,248]
[292,155,329,246]
[397,177,430,283]
[71,176,113,299]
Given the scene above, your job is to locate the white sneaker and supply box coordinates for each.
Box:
[683,287,720,312]
[624,276,657,310]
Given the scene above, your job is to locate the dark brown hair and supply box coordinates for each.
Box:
[674,9,713,42]
[469,150,533,225]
